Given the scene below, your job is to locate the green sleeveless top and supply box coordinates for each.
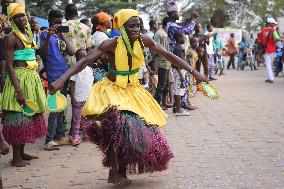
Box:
[14,48,36,61]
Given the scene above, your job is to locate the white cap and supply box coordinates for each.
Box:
[266,17,277,24]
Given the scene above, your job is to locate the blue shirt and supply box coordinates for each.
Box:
[40,31,68,83]
[109,29,121,38]
[213,38,224,52]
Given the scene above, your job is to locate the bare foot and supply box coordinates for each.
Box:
[0,140,9,155]
[11,159,30,167]
[108,174,131,185]
[21,153,39,161]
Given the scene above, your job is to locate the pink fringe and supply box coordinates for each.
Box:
[3,114,47,145]
[87,107,174,174]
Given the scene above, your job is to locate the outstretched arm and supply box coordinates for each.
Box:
[142,35,207,83]
[50,38,116,92]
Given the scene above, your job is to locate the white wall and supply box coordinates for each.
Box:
[277,17,284,34]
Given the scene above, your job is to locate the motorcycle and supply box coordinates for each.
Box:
[215,49,225,75]
[241,47,256,71]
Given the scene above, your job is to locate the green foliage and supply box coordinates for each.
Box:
[25,0,284,32]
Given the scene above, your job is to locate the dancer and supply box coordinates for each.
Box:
[2,3,47,167]
[51,9,206,184]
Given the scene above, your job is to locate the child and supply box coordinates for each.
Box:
[172,31,189,116]
[69,49,94,145]
[183,37,199,110]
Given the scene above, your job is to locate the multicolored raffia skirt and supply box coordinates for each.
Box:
[87,107,174,174]
[1,67,47,145]
[2,112,47,145]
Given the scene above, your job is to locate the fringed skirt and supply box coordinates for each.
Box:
[2,111,47,145]
[87,107,173,174]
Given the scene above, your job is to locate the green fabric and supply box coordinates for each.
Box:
[14,48,36,61]
[108,66,140,76]
[120,26,140,60]
[2,68,46,113]
[273,31,280,40]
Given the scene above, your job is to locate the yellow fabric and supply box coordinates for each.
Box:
[9,2,38,70]
[26,101,37,110]
[56,93,66,109]
[82,10,167,127]
[113,9,139,29]
[7,3,25,19]
[82,77,167,127]
[114,36,144,88]
[8,3,36,50]
[23,43,38,70]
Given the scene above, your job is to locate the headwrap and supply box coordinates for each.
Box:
[7,3,35,48]
[165,0,178,13]
[97,12,111,23]
[113,9,139,30]
[7,3,25,19]
[95,12,111,30]
[113,9,140,59]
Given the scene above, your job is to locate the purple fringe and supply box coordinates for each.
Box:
[87,106,174,174]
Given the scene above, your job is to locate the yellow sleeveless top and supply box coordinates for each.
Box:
[113,36,144,88]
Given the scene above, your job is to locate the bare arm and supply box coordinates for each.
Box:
[50,38,116,92]
[5,34,25,104]
[142,35,207,82]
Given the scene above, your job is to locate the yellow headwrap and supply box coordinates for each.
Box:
[7,3,36,49]
[7,3,25,19]
[113,9,139,29]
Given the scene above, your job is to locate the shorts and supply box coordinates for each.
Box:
[173,68,186,96]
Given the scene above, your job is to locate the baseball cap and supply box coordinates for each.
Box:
[266,17,277,24]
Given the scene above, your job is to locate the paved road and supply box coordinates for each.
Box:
[2,67,284,189]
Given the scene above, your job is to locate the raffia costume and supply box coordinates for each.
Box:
[1,3,46,145]
[85,9,173,173]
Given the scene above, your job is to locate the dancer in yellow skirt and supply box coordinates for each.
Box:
[51,9,207,185]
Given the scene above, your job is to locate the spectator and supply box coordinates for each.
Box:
[258,18,282,83]
[172,31,189,116]
[91,11,112,48]
[226,33,237,69]
[80,18,92,28]
[39,10,75,150]
[30,17,41,47]
[205,24,216,80]
[146,20,158,39]
[165,0,198,52]
[237,36,250,70]
[70,49,94,145]
[193,23,209,78]
[63,4,93,66]
[213,33,225,75]
[153,17,172,110]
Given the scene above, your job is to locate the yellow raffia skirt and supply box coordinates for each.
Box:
[83,77,167,127]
